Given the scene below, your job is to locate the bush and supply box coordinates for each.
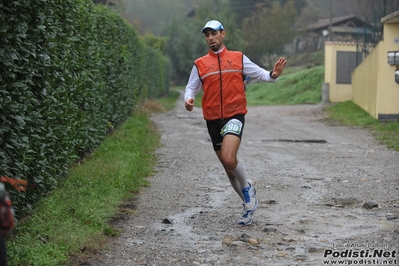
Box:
[0,0,169,215]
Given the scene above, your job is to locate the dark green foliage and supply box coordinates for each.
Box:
[142,46,170,98]
[0,0,169,215]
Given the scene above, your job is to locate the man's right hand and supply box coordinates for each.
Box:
[185,98,194,111]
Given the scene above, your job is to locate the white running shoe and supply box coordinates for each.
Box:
[237,183,258,226]
[242,182,258,214]
[238,204,253,225]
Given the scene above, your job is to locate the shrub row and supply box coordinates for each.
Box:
[0,0,169,214]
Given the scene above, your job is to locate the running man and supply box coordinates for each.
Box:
[184,20,287,225]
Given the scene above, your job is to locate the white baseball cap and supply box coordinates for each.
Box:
[202,20,224,33]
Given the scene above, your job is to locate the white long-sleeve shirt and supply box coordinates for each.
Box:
[184,52,277,102]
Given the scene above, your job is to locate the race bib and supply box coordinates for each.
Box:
[220,119,243,137]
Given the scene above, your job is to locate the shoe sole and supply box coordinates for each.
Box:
[238,219,252,226]
[238,218,252,226]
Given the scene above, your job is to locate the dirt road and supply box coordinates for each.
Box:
[84,93,399,266]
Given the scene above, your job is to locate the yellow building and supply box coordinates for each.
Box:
[324,42,374,103]
[324,10,399,120]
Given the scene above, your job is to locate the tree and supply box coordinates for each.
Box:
[194,0,245,51]
[354,0,399,43]
[141,32,167,53]
[229,0,271,26]
[240,0,298,68]
[229,0,306,28]
[164,0,246,84]
[120,0,204,36]
[295,2,321,30]
[164,18,205,84]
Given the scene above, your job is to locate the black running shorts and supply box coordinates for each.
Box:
[206,114,245,151]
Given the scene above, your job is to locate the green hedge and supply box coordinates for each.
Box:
[0,0,169,214]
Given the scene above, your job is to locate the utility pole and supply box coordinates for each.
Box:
[329,0,333,41]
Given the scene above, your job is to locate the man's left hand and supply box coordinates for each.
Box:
[271,57,287,78]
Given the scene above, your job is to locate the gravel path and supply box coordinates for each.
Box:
[82,92,399,266]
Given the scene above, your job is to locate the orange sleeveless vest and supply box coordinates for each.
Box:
[194,48,246,121]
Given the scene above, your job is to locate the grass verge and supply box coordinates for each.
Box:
[6,90,180,266]
[246,65,324,105]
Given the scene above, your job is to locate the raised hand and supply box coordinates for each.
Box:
[272,57,287,78]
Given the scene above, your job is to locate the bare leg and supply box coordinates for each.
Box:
[215,134,258,226]
[215,134,248,199]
